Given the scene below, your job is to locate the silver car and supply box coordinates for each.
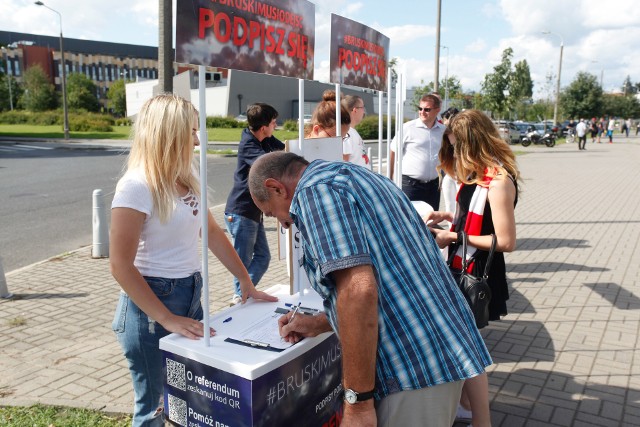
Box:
[493,120,520,144]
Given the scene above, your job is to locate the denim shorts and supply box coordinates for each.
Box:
[112,272,203,427]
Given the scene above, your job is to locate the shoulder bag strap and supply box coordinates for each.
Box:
[482,234,497,279]
[460,230,469,271]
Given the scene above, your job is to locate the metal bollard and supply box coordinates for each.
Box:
[92,189,109,258]
[0,256,13,299]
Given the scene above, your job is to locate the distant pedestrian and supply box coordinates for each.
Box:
[576,119,588,150]
[624,118,631,137]
[636,120,640,135]
[597,117,606,143]
[110,94,276,427]
[589,118,598,143]
[607,117,615,143]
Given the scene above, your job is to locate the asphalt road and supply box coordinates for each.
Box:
[0,142,237,272]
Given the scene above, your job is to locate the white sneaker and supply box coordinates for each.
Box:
[230,294,242,306]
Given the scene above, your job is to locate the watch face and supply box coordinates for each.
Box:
[344,389,357,404]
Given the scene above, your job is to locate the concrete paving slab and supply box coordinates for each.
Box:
[0,134,639,425]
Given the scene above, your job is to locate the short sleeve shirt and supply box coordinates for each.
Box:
[290,160,492,398]
[390,118,445,181]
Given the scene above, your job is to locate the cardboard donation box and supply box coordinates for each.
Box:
[160,285,343,427]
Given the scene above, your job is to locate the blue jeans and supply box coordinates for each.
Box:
[112,272,203,427]
[224,213,271,296]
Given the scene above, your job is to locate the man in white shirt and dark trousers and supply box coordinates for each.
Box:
[576,118,588,151]
[390,93,445,210]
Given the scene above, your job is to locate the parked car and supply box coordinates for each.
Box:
[303,114,312,124]
[493,120,520,144]
[234,113,248,122]
[514,122,533,141]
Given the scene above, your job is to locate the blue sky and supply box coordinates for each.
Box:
[4,0,639,97]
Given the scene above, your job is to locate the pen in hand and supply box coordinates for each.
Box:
[289,301,301,324]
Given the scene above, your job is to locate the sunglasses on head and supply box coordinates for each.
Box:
[417,107,432,112]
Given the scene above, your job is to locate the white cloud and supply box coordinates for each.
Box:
[465,39,486,53]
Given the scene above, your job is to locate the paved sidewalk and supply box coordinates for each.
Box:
[1,136,639,426]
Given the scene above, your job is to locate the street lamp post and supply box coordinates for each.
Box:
[591,60,604,88]
[35,1,69,139]
[1,47,13,110]
[441,45,449,111]
[542,31,563,126]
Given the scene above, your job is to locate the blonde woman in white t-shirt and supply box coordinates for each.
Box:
[110,94,276,427]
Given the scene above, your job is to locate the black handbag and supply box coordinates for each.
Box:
[449,231,496,329]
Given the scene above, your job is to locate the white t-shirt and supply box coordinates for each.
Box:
[112,169,201,278]
[343,127,370,169]
[576,121,588,137]
[391,118,445,182]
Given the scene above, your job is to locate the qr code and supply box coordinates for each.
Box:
[167,394,188,427]
[166,358,186,391]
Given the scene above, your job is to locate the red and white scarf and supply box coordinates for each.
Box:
[450,170,494,273]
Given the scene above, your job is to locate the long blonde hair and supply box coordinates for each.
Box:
[125,94,200,223]
[440,109,520,187]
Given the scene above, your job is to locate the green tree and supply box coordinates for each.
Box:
[0,74,21,111]
[411,75,463,110]
[19,65,57,111]
[67,73,99,112]
[561,72,603,119]
[601,93,640,118]
[480,48,513,118]
[509,60,534,119]
[621,75,637,95]
[107,79,127,116]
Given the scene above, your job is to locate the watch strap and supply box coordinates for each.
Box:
[355,388,375,401]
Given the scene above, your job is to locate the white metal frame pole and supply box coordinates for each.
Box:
[395,73,404,188]
[377,91,383,173]
[298,79,304,151]
[198,66,211,346]
[335,83,341,137]
[386,68,392,178]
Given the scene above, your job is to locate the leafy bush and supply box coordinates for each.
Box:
[355,115,396,140]
[0,110,60,125]
[69,113,114,132]
[282,119,298,131]
[206,116,244,128]
[115,118,132,126]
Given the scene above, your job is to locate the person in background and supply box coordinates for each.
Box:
[440,107,460,215]
[249,151,492,427]
[576,118,588,150]
[305,90,351,140]
[341,94,371,169]
[624,118,631,137]
[390,93,445,210]
[590,118,598,144]
[607,117,615,143]
[428,109,520,427]
[110,94,277,426]
[597,117,606,143]
[224,103,285,305]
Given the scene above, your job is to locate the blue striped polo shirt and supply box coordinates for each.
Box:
[290,160,492,398]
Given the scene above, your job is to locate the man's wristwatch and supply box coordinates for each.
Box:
[344,388,376,404]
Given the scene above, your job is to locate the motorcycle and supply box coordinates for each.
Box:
[521,126,556,147]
